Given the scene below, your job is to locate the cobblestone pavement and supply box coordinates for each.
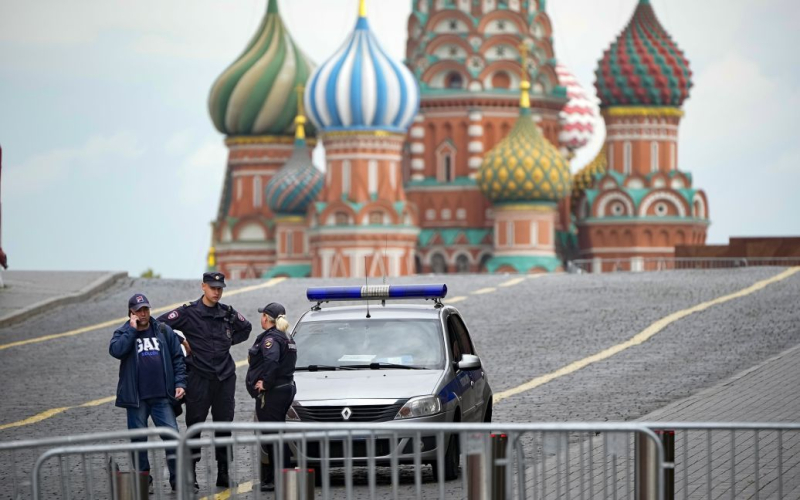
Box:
[1,268,799,498]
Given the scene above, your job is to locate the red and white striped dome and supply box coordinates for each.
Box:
[556,64,598,152]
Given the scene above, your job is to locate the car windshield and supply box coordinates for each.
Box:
[293,318,444,370]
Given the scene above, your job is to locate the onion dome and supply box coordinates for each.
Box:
[595,0,692,107]
[556,64,598,152]
[265,90,324,215]
[477,75,571,203]
[572,145,608,192]
[304,0,420,133]
[208,0,315,136]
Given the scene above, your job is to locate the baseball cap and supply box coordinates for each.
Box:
[203,272,227,288]
[128,294,151,311]
[258,302,285,318]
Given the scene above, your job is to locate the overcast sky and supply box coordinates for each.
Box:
[1,0,798,279]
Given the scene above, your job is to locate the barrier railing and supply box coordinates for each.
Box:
[4,422,799,499]
[0,427,181,500]
[568,257,800,274]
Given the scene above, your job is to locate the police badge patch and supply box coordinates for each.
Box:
[167,311,179,320]
[264,340,273,349]
[237,313,245,322]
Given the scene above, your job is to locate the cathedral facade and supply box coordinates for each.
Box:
[207,0,708,279]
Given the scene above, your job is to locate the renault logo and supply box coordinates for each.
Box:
[341,407,352,421]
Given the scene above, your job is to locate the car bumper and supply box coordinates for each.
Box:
[287,411,454,467]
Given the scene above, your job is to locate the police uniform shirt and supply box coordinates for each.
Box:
[157,298,252,381]
[136,324,167,400]
[245,328,297,398]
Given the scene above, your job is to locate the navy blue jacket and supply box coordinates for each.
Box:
[157,298,251,381]
[109,319,187,409]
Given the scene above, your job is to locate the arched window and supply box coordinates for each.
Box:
[369,211,383,225]
[651,141,659,172]
[492,71,511,89]
[286,232,294,255]
[342,160,351,198]
[623,141,632,175]
[335,212,349,226]
[253,176,262,208]
[446,72,464,89]
[456,255,470,273]
[431,254,448,274]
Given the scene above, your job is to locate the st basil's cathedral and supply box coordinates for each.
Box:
[206,0,708,279]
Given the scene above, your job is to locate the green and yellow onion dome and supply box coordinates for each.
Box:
[208,0,316,136]
[477,82,571,203]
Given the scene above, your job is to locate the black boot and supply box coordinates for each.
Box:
[191,460,200,493]
[216,462,230,488]
[259,463,274,492]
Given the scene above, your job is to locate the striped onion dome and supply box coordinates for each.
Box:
[595,0,692,107]
[265,112,323,215]
[556,64,598,152]
[208,0,315,136]
[477,81,571,204]
[304,0,420,133]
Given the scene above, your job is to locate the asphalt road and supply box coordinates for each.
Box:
[1,268,798,498]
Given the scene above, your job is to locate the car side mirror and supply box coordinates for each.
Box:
[457,354,481,371]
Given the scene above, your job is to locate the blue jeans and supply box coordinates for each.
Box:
[126,398,179,481]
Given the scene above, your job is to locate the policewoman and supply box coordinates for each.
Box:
[245,302,297,492]
[157,272,251,489]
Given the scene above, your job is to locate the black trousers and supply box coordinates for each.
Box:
[255,383,296,481]
[186,370,236,463]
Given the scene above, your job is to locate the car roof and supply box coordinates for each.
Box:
[297,304,450,323]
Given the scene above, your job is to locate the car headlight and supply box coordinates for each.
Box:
[286,405,301,422]
[395,395,442,419]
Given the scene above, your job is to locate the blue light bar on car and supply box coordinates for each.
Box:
[306,284,448,302]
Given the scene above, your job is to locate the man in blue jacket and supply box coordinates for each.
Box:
[110,293,187,492]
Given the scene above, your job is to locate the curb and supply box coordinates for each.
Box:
[0,271,128,328]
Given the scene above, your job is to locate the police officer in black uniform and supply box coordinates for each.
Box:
[158,272,251,489]
[245,302,297,492]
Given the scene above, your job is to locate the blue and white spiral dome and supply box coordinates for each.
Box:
[304,6,420,133]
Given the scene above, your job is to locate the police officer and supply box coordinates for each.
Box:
[158,272,252,489]
[245,302,297,492]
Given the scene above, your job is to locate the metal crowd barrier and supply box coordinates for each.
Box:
[568,257,800,274]
[3,422,800,499]
[182,421,664,500]
[0,427,180,500]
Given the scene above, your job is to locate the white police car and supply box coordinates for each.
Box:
[286,284,492,480]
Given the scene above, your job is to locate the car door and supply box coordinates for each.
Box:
[453,314,488,421]
[446,313,478,422]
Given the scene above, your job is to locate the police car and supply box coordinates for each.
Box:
[286,284,492,480]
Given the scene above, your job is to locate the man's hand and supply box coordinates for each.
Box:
[175,387,185,399]
[129,314,138,328]
[255,380,265,393]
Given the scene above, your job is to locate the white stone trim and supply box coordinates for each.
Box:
[639,191,687,217]
[410,143,425,154]
[596,192,635,218]
[411,159,425,170]
[468,157,483,169]
[410,127,425,138]
[468,125,484,137]
[468,141,484,153]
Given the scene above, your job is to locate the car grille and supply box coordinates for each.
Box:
[295,401,407,423]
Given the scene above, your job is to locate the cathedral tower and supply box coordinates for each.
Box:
[304,0,421,278]
[208,0,316,279]
[574,0,709,270]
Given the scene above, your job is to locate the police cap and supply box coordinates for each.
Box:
[258,302,285,318]
[203,272,227,288]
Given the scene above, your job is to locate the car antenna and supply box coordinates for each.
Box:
[382,234,388,307]
[365,256,371,319]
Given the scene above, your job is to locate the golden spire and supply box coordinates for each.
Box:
[359,0,367,18]
[518,42,531,110]
[294,84,306,141]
